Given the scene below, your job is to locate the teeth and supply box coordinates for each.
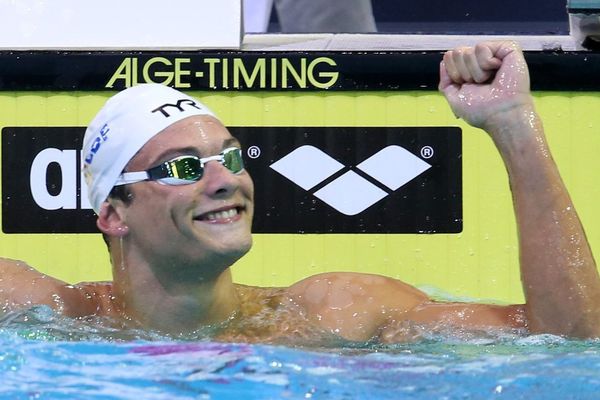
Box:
[205,208,238,221]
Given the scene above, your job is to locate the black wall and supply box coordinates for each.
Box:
[372,0,569,34]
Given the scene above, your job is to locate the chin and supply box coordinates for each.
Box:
[232,236,253,260]
[214,234,253,264]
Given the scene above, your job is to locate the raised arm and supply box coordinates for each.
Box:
[440,41,600,337]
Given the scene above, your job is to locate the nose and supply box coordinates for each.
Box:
[200,159,239,197]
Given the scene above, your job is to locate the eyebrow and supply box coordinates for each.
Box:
[223,137,241,149]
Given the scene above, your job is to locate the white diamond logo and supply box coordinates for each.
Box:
[356,145,431,190]
[270,145,344,190]
[270,144,432,216]
[314,171,388,216]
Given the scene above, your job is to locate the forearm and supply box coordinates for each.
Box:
[489,106,600,337]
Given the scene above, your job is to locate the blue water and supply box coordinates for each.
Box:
[2,306,600,399]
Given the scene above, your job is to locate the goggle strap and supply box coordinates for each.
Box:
[114,171,150,186]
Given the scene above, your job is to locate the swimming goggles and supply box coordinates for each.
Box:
[114,147,244,186]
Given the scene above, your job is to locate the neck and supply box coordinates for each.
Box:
[110,240,240,333]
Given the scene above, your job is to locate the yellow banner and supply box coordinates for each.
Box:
[1,90,599,304]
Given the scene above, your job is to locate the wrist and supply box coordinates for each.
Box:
[485,104,553,174]
[482,97,537,133]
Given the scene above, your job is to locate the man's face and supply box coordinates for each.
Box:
[116,115,254,277]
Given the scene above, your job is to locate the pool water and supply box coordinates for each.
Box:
[2,306,600,399]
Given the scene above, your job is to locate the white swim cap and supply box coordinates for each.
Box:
[82,84,215,213]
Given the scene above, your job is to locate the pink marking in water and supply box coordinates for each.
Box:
[130,342,251,357]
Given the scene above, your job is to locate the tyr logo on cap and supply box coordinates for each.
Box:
[151,99,202,118]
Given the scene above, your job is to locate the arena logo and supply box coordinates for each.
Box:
[230,126,463,234]
[30,148,92,211]
[2,126,462,234]
[270,145,431,215]
[1,127,99,233]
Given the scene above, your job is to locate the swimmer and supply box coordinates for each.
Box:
[1,41,599,343]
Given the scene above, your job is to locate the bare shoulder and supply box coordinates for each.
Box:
[235,283,283,298]
[286,272,526,342]
[0,257,111,317]
[0,258,69,308]
[285,272,430,341]
[288,271,429,307]
[73,281,116,316]
[233,283,289,314]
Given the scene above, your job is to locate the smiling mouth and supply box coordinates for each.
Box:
[195,207,243,222]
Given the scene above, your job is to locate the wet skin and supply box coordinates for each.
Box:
[63,278,527,344]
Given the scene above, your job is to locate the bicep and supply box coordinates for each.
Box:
[408,302,526,327]
[380,301,527,343]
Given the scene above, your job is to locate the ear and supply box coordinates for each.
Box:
[96,200,129,237]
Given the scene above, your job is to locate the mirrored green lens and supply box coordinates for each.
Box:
[223,148,244,173]
[168,157,203,181]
